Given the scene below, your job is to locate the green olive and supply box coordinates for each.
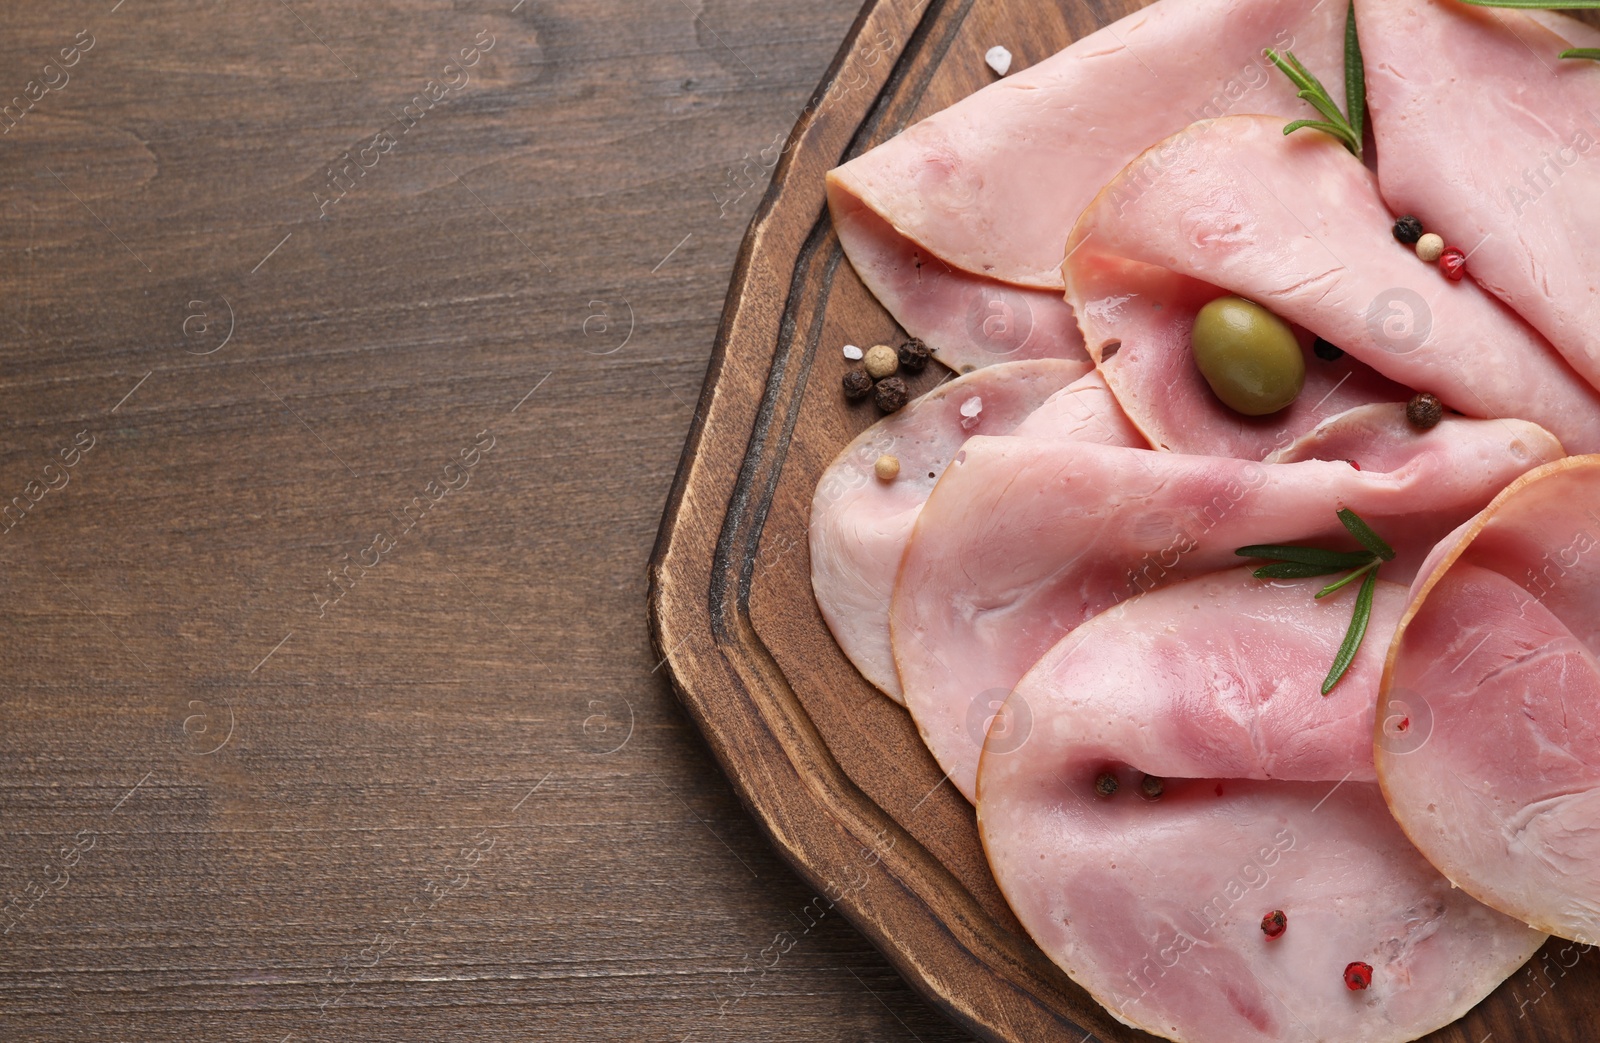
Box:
[1190,296,1306,416]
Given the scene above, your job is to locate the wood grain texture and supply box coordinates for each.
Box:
[0,1,977,1041]
[649,1,1600,1041]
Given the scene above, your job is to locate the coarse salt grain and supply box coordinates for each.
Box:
[986,46,1013,77]
[959,396,983,429]
[843,344,864,360]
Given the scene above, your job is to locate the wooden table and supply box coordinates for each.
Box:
[0,1,972,1038]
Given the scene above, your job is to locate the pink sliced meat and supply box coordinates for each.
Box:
[1064,115,1600,455]
[1068,257,1409,458]
[1265,403,1532,478]
[1380,457,1600,944]
[1012,368,1145,445]
[827,183,1088,374]
[811,359,1091,702]
[830,0,1346,290]
[1528,10,1600,49]
[1358,0,1600,391]
[894,417,1564,800]
[980,570,1544,1043]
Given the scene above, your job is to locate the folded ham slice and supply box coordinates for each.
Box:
[812,359,1119,701]
[1066,256,1409,459]
[979,569,1545,1043]
[1380,457,1600,944]
[894,417,1564,800]
[1064,115,1600,456]
[1358,0,1600,392]
[1266,404,1468,470]
[826,186,1089,374]
[826,0,1347,363]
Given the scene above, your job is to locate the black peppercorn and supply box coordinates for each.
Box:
[1406,392,1444,430]
[1139,774,1165,800]
[1094,772,1119,798]
[897,338,931,373]
[1313,337,1345,361]
[843,369,873,401]
[1393,215,1425,245]
[874,376,909,413]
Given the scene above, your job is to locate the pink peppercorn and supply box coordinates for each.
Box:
[1439,248,1468,282]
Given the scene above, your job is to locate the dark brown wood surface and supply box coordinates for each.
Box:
[650,2,1600,1043]
[0,0,978,1040]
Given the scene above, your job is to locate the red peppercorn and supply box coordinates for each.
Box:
[1344,961,1374,991]
[1261,910,1287,939]
[1439,248,1468,282]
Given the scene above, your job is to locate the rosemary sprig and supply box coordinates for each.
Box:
[1562,48,1600,60]
[1236,508,1394,695]
[1268,2,1366,157]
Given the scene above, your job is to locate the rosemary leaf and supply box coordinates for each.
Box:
[1283,120,1360,153]
[1323,570,1378,695]
[1267,48,1316,92]
[1562,48,1600,60]
[1337,508,1396,561]
[1253,561,1349,579]
[1314,558,1381,599]
[1297,89,1351,129]
[1236,545,1374,568]
[1345,1,1366,146]
[1286,51,1322,87]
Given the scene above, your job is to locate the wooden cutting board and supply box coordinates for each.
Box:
[647,0,1600,1039]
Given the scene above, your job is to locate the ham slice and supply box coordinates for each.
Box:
[1012,368,1144,444]
[1067,257,1409,458]
[1529,10,1600,50]
[811,359,1098,701]
[979,569,1545,1043]
[1064,115,1600,455]
[1380,457,1600,944]
[1358,0,1600,391]
[826,0,1347,362]
[827,186,1089,374]
[894,417,1564,800]
[1267,404,1467,470]
[831,0,1345,291]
